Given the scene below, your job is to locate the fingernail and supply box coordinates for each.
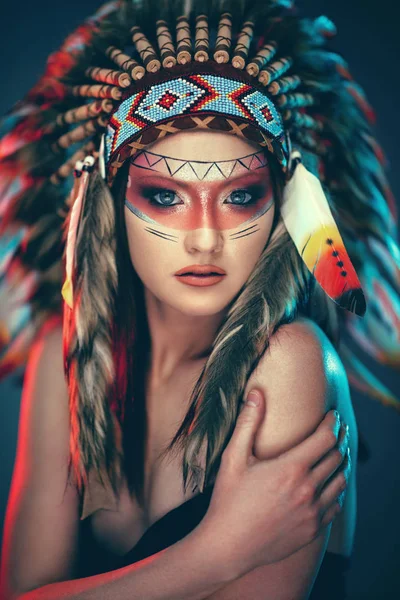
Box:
[246,391,260,407]
[333,410,340,422]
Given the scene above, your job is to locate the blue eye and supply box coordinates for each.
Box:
[225,190,254,205]
[144,189,181,207]
[225,184,266,206]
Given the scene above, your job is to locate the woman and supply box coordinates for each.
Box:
[0,0,398,598]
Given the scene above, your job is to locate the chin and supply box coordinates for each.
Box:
[171,296,232,318]
[149,281,240,318]
[176,302,229,318]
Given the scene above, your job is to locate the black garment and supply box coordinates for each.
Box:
[77,486,351,599]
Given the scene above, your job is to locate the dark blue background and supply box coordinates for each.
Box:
[1,1,399,598]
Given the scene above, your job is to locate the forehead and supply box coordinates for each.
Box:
[129,149,270,182]
[144,129,261,159]
[128,130,271,183]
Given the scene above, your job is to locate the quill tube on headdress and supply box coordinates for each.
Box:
[281,151,366,316]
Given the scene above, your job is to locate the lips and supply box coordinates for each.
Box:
[175,264,226,276]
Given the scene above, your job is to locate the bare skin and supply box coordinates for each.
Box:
[0,322,351,600]
[0,131,354,600]
[124,133,277,381]
[122,129,356,550]
[122,129,357,596]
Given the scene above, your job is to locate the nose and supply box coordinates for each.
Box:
[184,227,224,255]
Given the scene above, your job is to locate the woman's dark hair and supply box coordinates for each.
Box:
[87,145,338,505]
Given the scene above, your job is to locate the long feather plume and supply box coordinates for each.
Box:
[281,151,366,316]
[61,158,94,308]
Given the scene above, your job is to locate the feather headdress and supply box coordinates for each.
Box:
[0,0,399,494]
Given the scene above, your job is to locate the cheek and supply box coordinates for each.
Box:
[217,203,275,291]
[124,207,178,280]
[230,204,275,267]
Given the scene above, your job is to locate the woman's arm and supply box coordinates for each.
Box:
[1,321,350,600]
[206,317,354,600]
[0,325,233,600]
[16,523,233,600]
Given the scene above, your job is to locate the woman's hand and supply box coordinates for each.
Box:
[201,388,350,578]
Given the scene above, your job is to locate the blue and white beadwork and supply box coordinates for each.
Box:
[105,74,285,163]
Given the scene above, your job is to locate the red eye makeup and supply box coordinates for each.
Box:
[125,175,274,231]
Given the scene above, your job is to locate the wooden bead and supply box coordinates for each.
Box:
[246,42,277,77]
[232,20,254,70]
[85,66,131,88]
[131,25,161,73]
[54,117,107,150]
[213,12,232,64]
[105,46,145,80]
[70,84,122,101]
[156,19,177,68]
[194,14,209,62]
[100,99,115,114]
[258,57,293,86]
[176,15,192,64]
[55,101,104,127]
[268,75,301,96]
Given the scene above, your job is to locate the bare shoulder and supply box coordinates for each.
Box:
[244,316,357,556]
[34,317,63,363]
[244,316,352,459]
[27,318,66,397]
[16,316,70,483]
[262,315,348,401]
[0,317,80,598]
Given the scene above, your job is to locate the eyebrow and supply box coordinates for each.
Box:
[130,168,271,190]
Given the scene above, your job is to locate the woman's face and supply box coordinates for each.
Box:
[124,130,276,317]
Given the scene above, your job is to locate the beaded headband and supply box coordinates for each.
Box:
[104,62,290,183]
[46,3,319,187]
